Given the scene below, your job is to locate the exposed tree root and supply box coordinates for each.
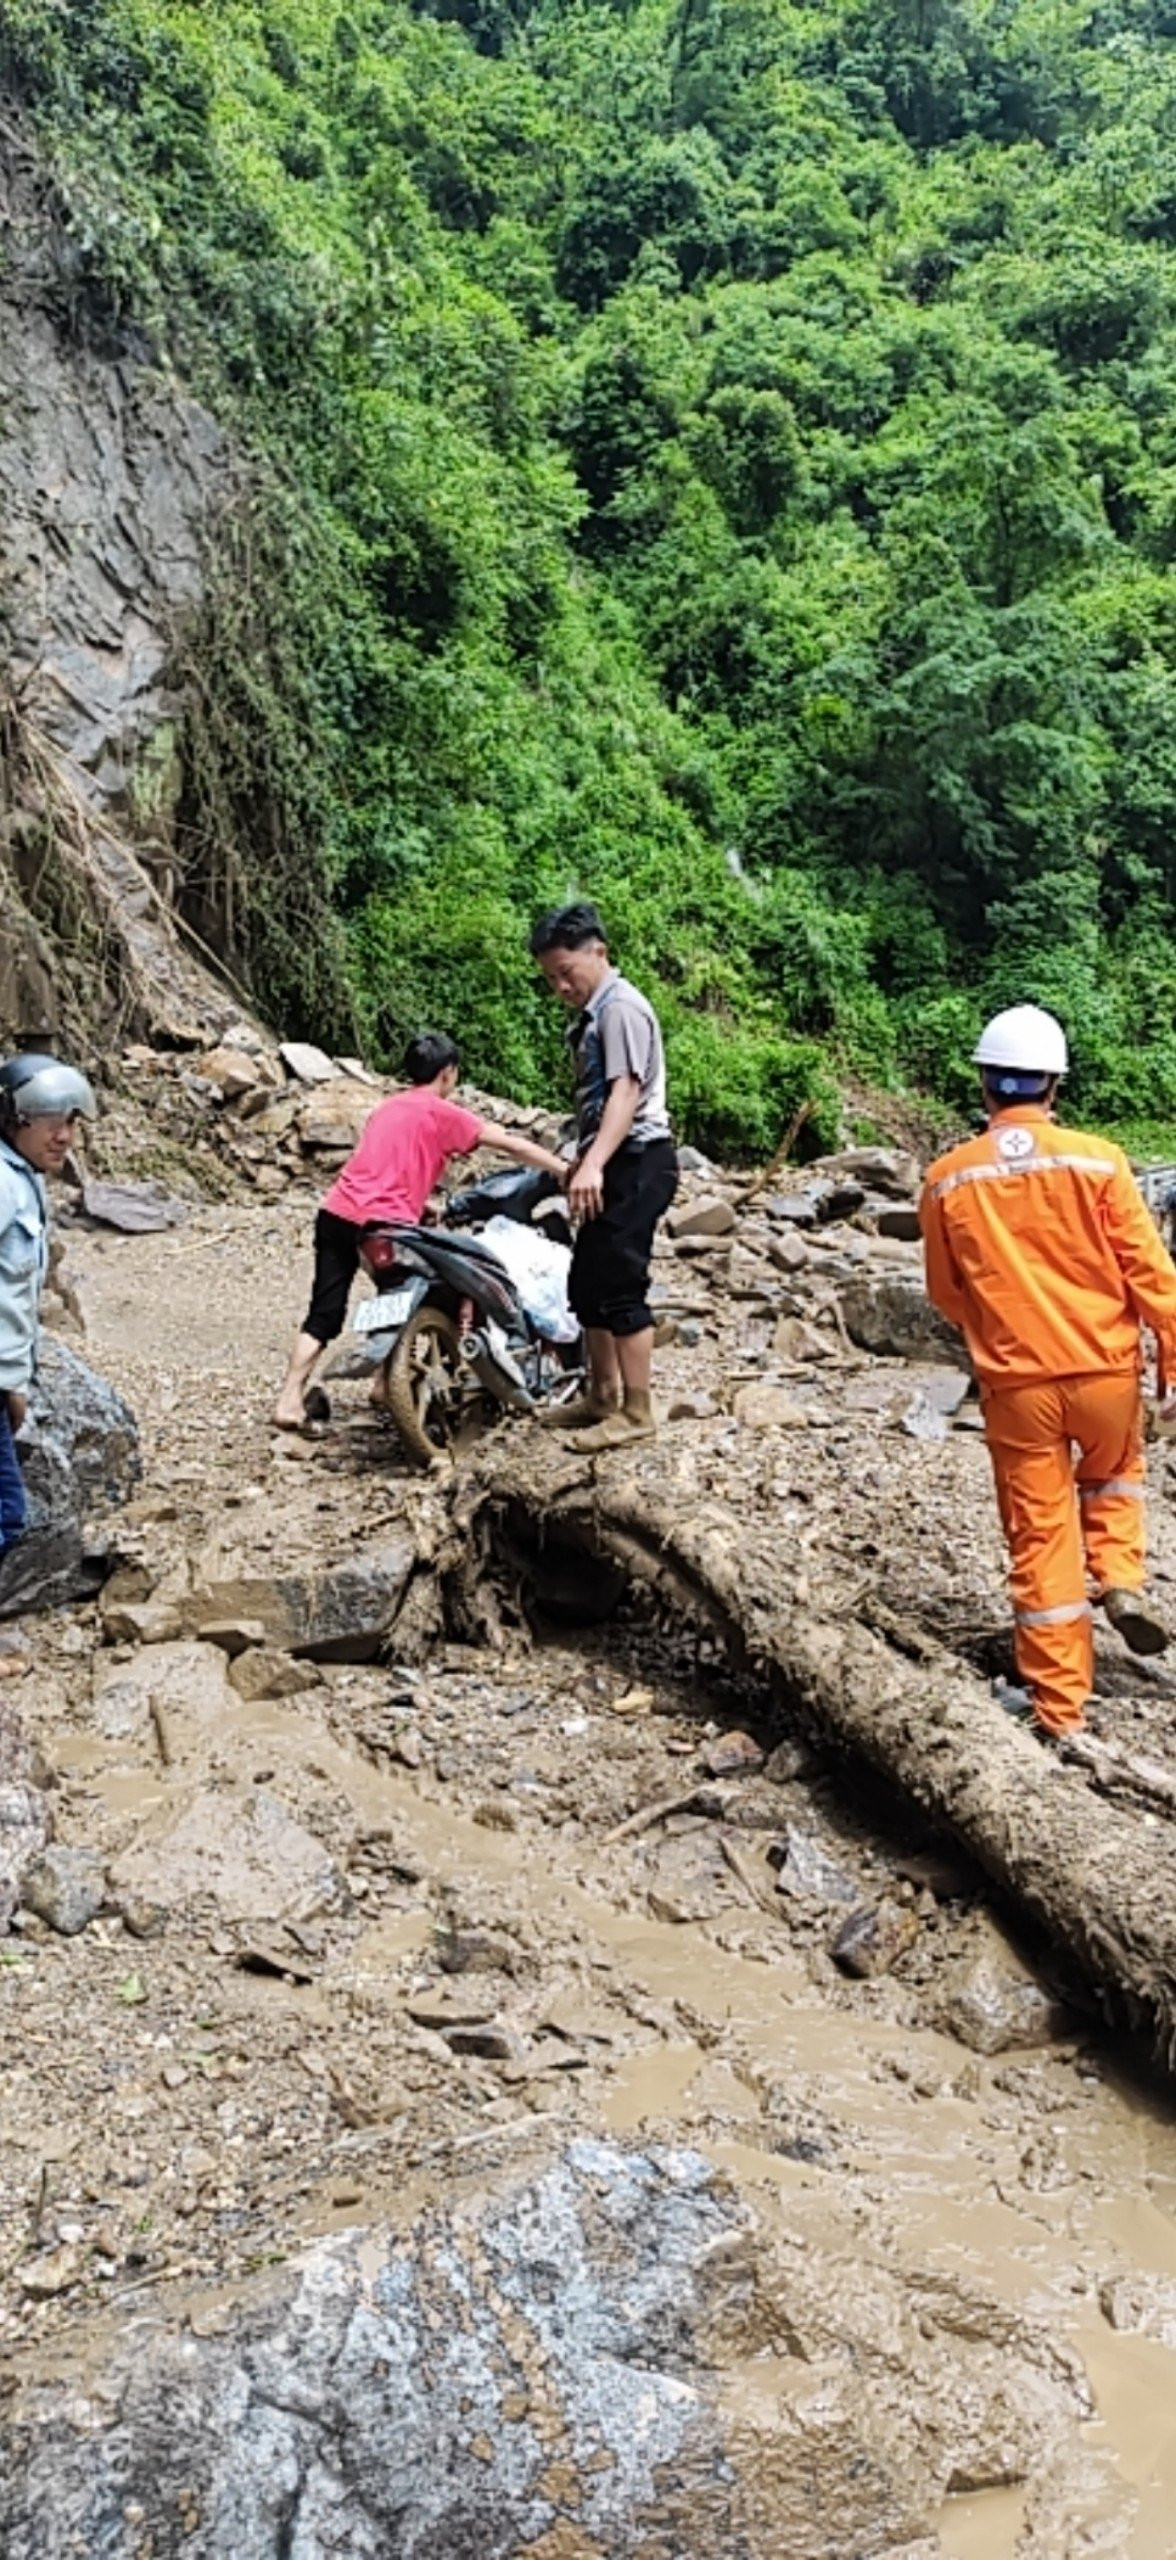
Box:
[457,1433,1176,2071]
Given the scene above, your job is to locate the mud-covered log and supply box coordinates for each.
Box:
[460,1434,1176,2070]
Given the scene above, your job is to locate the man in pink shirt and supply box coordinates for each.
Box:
[274,1032,567,1431]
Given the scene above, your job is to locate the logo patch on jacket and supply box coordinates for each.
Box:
[996,1125,1035,1160]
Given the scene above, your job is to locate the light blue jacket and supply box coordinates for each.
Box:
[0,1137,48,1393]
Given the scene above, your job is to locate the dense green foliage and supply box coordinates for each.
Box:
[7,0,1176,1146]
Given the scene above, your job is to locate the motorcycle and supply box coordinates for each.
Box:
[341,1165,584,1467]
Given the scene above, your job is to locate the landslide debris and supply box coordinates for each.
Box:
[0,1110,1174,2547]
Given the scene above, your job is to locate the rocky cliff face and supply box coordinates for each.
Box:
[0,110,245,1054]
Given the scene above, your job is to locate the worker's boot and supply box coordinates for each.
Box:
[538,1386,620,1432]
[570,1391,657,1453]
[992,1678,1071,1743]
[1102,1586,1169,1657]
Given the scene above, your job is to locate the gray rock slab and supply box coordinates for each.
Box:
[841,1271,970,1369]
[108,1786,342,1925]
[20,1844,106,1936]
[189,1535,415,1663]
[0,2139,1088,2559]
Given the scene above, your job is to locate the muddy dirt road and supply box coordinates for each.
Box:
[5,1186,1176,2555]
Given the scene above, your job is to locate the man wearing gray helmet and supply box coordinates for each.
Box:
[0,1056,96,1603]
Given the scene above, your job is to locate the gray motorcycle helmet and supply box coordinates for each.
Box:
[0,1054,97,1124]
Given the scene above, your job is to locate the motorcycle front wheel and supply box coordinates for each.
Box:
[383,1305,497,1468]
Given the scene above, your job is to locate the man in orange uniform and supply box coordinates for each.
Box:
[920,1005,1176,1738]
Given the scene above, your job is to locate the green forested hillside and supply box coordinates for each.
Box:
[6,0,1176,1149]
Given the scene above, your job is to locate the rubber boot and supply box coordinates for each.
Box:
[538,1387,621,1431]
[1102,1586,1169,1657]
[570,1391,657,1454]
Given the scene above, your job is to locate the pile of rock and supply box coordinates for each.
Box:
[652,1139,972,1420]
[113,1030,566,1199]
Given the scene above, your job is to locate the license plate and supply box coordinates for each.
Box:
[355,1286,416,1334]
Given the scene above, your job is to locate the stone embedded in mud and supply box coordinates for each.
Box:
[0,1335,140,1620]
[20,1845,106,1937]
[940,1950,1069,2056]
[733,1383,811,1430]
[831,1898,920,1978]
[773,1825,861,1907]
[1098,2272,1176,2346]
[92,1640,236,1740]
[0,1693,50,1934]
[0,2136,1089,2560]
[189,1533,415,1663]
[227,1648,321,1703]
[702,1729,764,1777]
[108,1786,343,1926]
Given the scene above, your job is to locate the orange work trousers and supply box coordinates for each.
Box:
[981,1370,1146,1734]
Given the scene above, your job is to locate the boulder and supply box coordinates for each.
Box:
[665,1195,737,1240]
[296,1080,376,1152]
[0,2138,1088,2559]
[811,1179,866,1224]
[0,1337,140,1618]
[79,1177,188,1233]
[763,1191,819,1228]
[766,1228,810,1273]
[841,1271,969,1369]
[196,1045,267,1101]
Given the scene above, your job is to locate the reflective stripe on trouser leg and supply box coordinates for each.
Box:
[1067,1372,1147,1597]
[982,1377,1093,1731]
[1015,1599,1093,1628]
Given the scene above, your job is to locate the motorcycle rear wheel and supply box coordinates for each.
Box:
[383,1305,495,1468]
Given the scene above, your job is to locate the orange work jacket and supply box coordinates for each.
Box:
[919,1106,1176,1387]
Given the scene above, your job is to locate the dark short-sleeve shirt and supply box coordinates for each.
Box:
[569,971,671,1147]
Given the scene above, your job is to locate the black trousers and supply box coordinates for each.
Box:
[568,1138,678,1338]
[303,1208,362,1345]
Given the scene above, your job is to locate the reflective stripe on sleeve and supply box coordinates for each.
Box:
[1014,1598,1092,1628]
[1078,1478,1146,1502]
[929,1155,1116,1201]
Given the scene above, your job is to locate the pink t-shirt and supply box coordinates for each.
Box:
[322,1089,484,1227]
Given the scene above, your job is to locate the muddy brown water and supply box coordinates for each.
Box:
[5,1197,1176,2553]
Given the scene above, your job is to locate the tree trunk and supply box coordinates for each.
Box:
[457,1435,1176,2071]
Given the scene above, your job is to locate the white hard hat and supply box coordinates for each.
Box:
[972,1006,1068,1076]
